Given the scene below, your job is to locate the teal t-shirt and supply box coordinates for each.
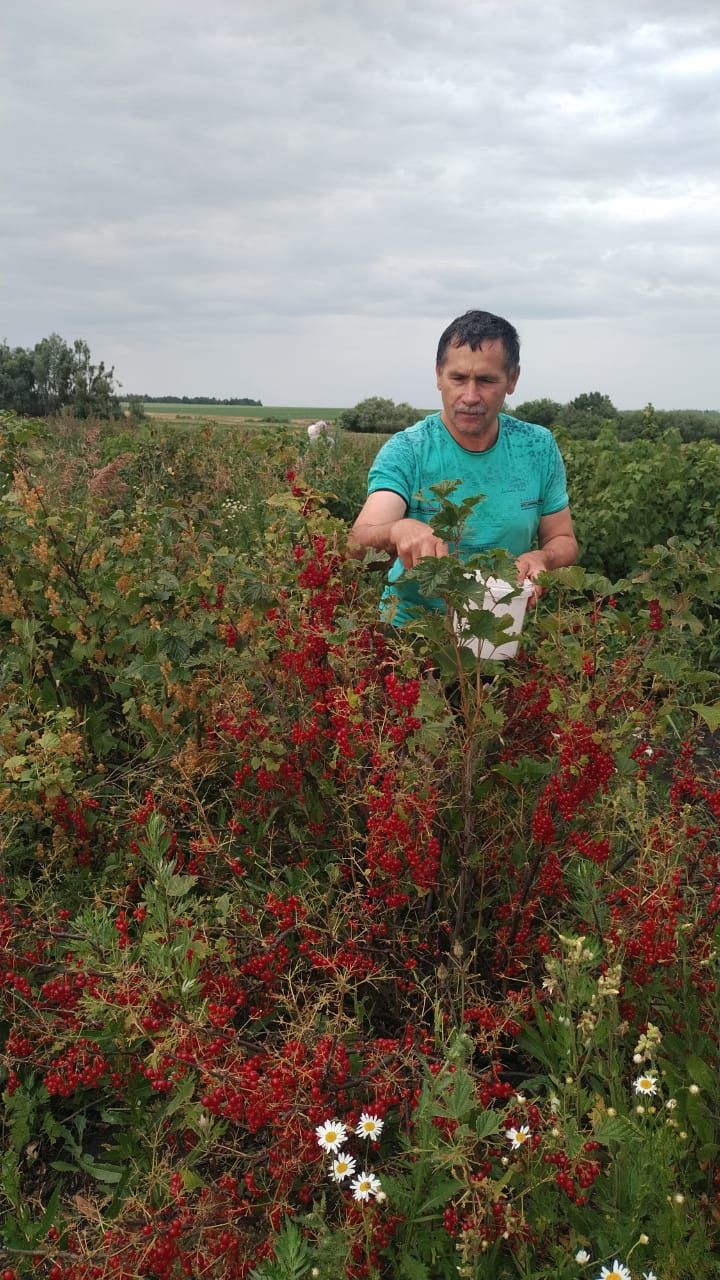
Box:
[367,413,569,623]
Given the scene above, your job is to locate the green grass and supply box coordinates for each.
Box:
[141,403,344,421]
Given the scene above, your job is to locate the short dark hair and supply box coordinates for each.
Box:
[436,310,520,374]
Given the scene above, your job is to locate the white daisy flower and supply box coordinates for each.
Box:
[598,1262,631,1280]
[642,1272,658,1280]
[315,1119,348,1152]
[575,1248,591,1263]
[633,1074,658,1096]
[355,1112,384,1140]
[330,1151,356,1182]
[351,1170,382,1201]
[506,1124,531,1149]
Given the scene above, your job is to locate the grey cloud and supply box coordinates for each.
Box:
[2,0,719,404]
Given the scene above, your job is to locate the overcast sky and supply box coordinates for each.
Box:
[2,0,719,408]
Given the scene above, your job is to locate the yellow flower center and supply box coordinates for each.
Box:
[325,1130,337,1144]
[516,1130,528,1142]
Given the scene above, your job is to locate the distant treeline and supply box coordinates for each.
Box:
[337,393,720,441]
[612,408,720,442]
[511,394,720,443]
[135,396,263,406]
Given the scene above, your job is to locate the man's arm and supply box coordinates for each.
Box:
[515,507,578,594]
[349,490,448,568]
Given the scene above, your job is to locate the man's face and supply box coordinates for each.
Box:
[436,340,519,449]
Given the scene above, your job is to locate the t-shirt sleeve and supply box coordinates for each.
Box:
[367,433,415,504]
[541,437,570,515]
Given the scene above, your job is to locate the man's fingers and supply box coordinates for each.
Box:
[395,535,447,569]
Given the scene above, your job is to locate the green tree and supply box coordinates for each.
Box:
[32,333,75,415]
[560,390,618,438]
[125,395,147,425]
[338,396,421,434]
[70,339,121,419]
[512,397,563,427]
[567,391,618,417]
[0,343,38,416]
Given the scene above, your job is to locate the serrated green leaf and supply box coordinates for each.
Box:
[474,1109,503,1140]
[594,1116,638,1146]
[553,565,588,590]
[165,873,198,897]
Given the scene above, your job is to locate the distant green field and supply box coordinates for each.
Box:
[142,403,344,421]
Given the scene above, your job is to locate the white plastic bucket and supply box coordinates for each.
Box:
[453,573,533,660]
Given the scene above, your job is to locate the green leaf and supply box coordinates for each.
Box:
[2,755,27,772]
[686,1053,717,1092]
[80,1158,124,1183]
[443,1069,474,1121]
[552,565,588,590]
[517,1023,557,1073]
[494,757,553,785]
[418,1177,462,1214]
[474,1109,503,1140]
[399,1255,430,1280]
[165,873,198,897]
[594,1116,637,1146]
[161,1074,196,1119]
[686,1093,714,1145]
[692,702,720,732]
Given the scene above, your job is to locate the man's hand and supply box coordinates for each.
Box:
[391,518,448,570]
[515,509,579,605]
[515,550,548,605]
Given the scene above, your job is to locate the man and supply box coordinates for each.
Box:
[350,310,578,623]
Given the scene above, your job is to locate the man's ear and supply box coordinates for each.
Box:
[508,365,520,396]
